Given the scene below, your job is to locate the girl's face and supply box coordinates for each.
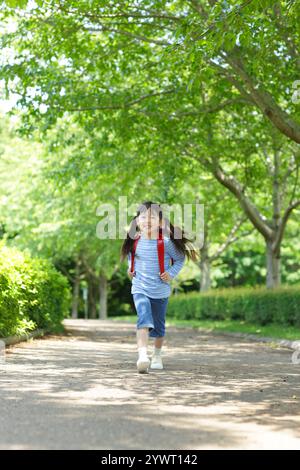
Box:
[138,209,160,233]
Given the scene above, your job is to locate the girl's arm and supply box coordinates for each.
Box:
[127,252,131,270]
[127,252,134,277]
[165,239,185,279]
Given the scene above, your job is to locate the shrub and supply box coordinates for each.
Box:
[168,285,300,326]
[0,241,71,337]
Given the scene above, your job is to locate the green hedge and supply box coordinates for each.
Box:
[168,285,300,326]
[0,242,71,337]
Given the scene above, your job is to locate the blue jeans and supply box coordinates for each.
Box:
[133,293,169,338]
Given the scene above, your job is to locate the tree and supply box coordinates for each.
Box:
[1,0,299,288]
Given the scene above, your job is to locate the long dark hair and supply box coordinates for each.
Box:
[120,200,199,262]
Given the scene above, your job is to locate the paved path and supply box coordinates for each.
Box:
[0,319,300,449]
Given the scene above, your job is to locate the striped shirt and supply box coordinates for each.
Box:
[127,235,185,298]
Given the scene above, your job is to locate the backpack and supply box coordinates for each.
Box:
[130,230,174,275]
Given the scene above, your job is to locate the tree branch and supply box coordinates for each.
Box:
[66,88,178,112]
[80,11,183,22]
[208,59,254,102]
[223,50,300,144]
[210,215,249,261]
[273,197,300,253]
[272,2,300,71]
[182,146,274,240]
[84,26,172,46]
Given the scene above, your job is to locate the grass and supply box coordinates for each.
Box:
[111,315,300,341]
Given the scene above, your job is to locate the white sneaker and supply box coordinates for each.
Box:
[150,353,163,370]
[137,355,150,373]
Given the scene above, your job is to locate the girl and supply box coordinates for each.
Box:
[120,201,199,374]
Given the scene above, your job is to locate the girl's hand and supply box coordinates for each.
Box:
[160,271,172,283]
[127,269,135,278]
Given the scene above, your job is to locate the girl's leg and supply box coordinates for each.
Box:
[133,293,154,372]
[137,327,149,349]
[133,293,154,345]
[154,336,164,349]
[149,297,169,352]
[148,298,168,370]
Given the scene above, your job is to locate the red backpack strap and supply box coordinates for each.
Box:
[157,229,165,274]
[130,236,140,273]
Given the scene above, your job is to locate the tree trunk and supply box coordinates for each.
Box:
[99,274,107,319]
[200,258,211,292]
[71,260,80,319]
[266,239,281,288]
[88,274,97,319]
[266,147,281,289]
[199,234,211,292]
